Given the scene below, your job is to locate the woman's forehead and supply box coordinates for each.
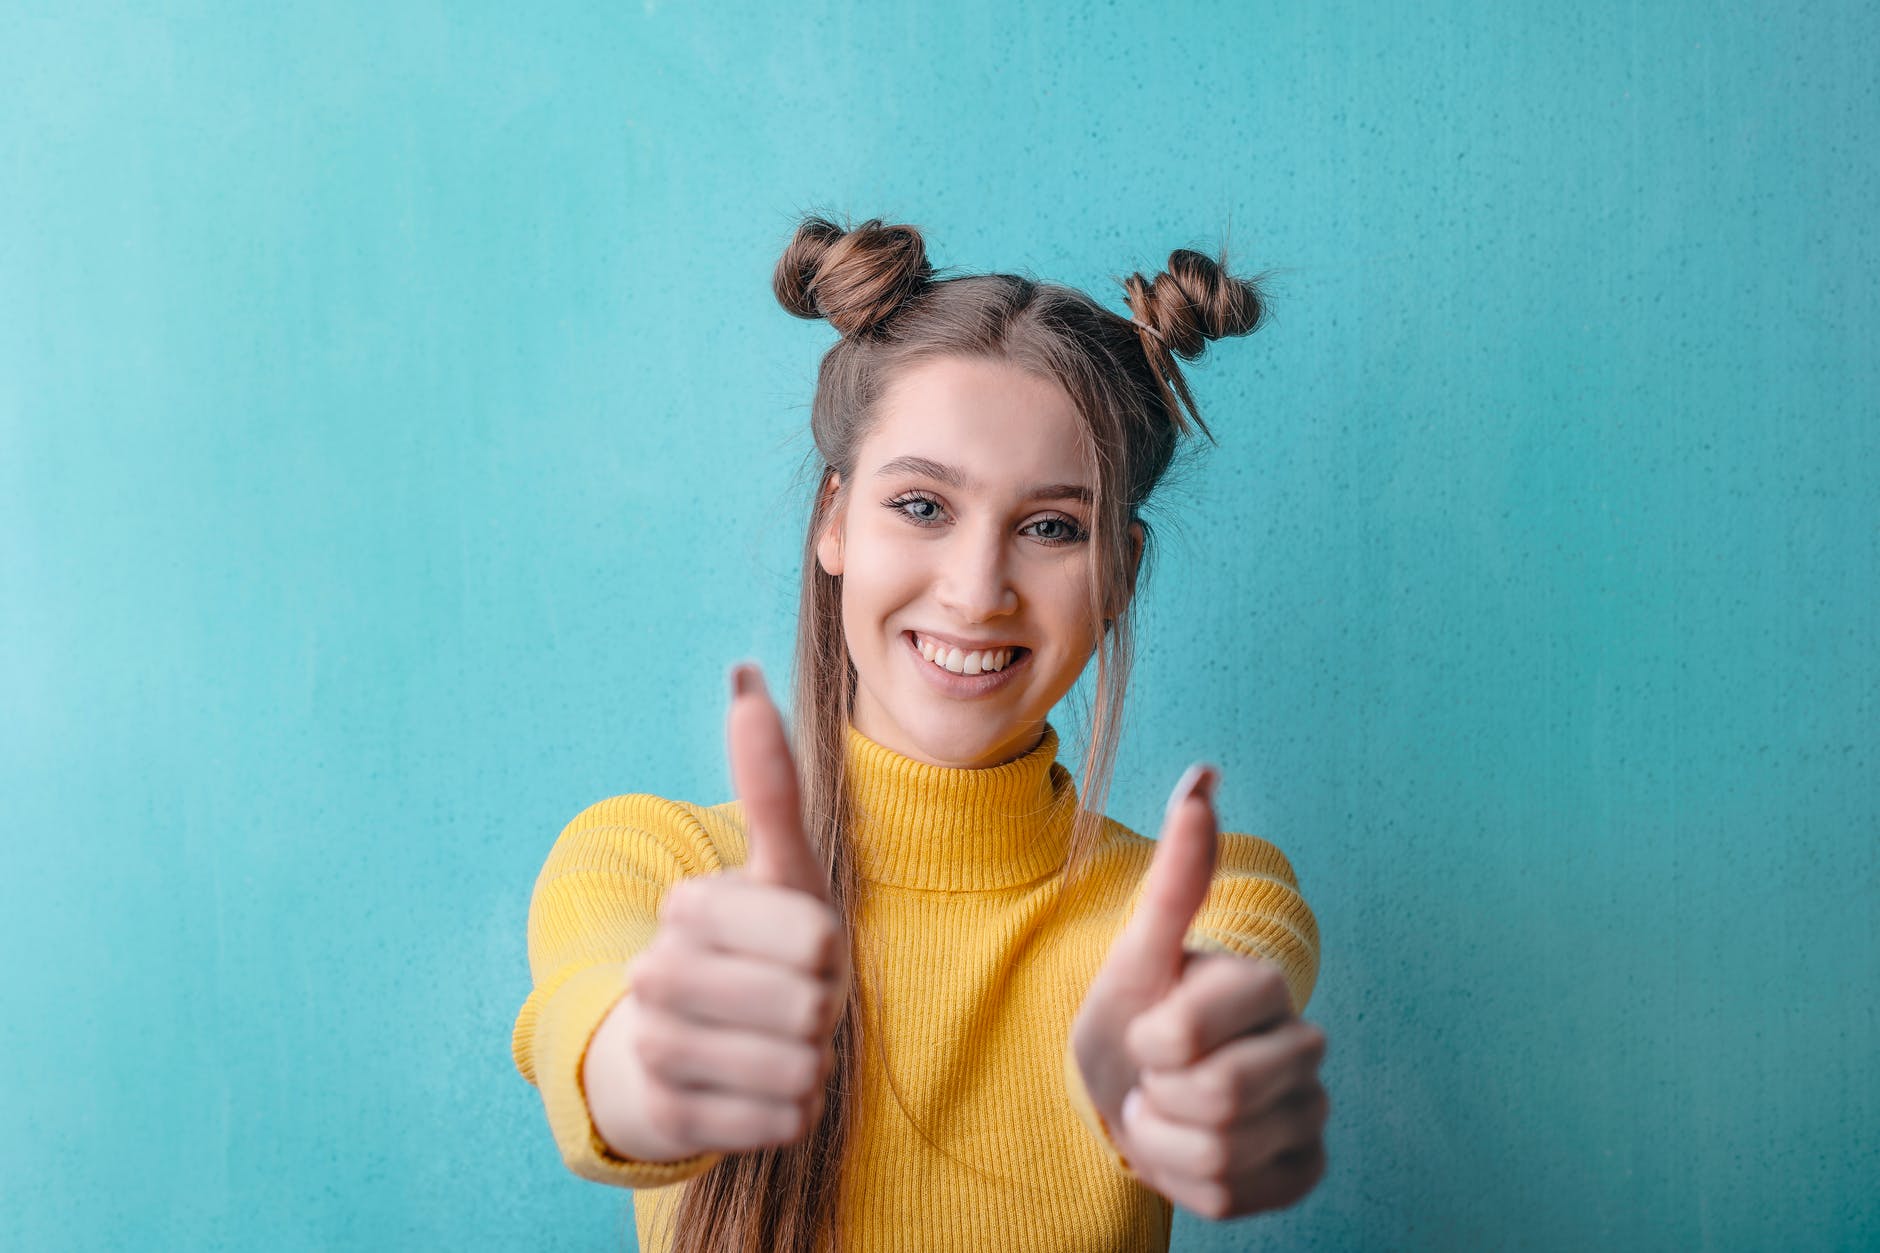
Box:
[865,357,1090,491]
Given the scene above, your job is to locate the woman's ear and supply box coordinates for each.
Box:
[814,472,846,576]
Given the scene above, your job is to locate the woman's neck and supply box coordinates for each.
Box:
[849,691,1048,770]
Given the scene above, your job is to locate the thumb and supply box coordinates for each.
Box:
[1106,763,1220,992]
[726,662,829,902]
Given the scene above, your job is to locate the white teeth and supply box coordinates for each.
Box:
[914,634,1016,676]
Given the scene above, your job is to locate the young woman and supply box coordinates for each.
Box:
[511,216,1328,1251]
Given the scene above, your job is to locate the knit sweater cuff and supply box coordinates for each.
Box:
[1063,1036,1139,1181]
[527,961,723,1190]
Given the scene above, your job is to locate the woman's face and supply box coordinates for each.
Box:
[817,354,1131,769]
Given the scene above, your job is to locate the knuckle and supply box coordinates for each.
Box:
[1195,1069,1234,1114]
[1188,1137,1230,1180]
[1166,1016,1201,1060]
[669,875,725,926]
[775,1104,810,1143]
[1285,1076,1331,1128]
[798,986,835,1038]
[817,982,844,1028]
[1123,1018,1154,1066]
[657,904,694,943]
[629,955,670,1004]
[661,877,695,916]
[831,939,854,988]
[1130,1012,1193,1067]
[1193,1183,1232,1220]
[633,1025,683,1079]
[1225,1065,1259,1112]
[801,905,842,968]
[786,1042,823,1095]
[641,1083,690,1141]
[1280,1139,1325,1176]
[1136,1068,1168,1111]
[785,985,815,1030]
[1281,1142,1328,1199]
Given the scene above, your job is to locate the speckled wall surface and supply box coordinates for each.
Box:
[2,2,1873,1250]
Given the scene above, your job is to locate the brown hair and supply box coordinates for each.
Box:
[653,214,1271,1251]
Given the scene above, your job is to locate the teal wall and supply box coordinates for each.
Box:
[3,2,1874,1249]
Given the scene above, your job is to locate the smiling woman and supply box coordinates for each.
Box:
[818,356,1110,770]
[511,215,1328,1252]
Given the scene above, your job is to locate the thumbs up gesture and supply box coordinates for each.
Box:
[1068,765,1331,1219]
[587,662,849,1163]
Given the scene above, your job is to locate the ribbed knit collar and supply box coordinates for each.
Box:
[843,721,1079,892]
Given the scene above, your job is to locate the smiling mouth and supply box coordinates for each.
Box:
[905,631,1031,676]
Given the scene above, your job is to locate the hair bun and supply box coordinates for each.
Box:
[773,215,934,338]
[1122,247,1270,360]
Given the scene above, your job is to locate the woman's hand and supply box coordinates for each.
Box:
[1069,765,1331,1219]
[584,662,849,1162]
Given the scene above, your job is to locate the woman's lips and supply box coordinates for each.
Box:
[902,630,1030,697]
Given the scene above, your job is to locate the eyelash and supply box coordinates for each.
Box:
[882,492,1089,547]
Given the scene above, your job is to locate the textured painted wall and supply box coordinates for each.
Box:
[2,2,1874,1250]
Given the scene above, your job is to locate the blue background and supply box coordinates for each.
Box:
[3,2,1874,1250]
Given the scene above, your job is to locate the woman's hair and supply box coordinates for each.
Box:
[655,214,1271,1251]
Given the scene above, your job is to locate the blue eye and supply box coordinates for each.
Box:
[1026,516,1088,546]
[885,493,947,526]
[880,493,1088,547]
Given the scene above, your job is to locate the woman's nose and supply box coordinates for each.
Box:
[935,530,1018,621]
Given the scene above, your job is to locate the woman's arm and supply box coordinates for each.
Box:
[1068,768,1328,1217]
[515,671,847,1188]
[511,794,730,1189]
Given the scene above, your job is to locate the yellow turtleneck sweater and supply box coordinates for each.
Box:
[511,722,1319,1251]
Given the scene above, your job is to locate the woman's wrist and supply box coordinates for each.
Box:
[583,990,704,1163]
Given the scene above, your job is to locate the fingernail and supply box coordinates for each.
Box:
[1121,1086,1143,1130]
[729,662,762,698]
[1188,760,1218,801]
[1166,762,1219,815]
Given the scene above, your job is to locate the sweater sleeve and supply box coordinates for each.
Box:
[511,793,731,1190]
[1064,1034,1142,1179]
[1063,829,1320,1178]
[1184,830,1320,1015]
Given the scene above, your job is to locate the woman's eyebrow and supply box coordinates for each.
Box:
[873,455,1093,503]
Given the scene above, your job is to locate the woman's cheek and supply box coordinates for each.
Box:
[838,554,906,661]
[849,532,925,604]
